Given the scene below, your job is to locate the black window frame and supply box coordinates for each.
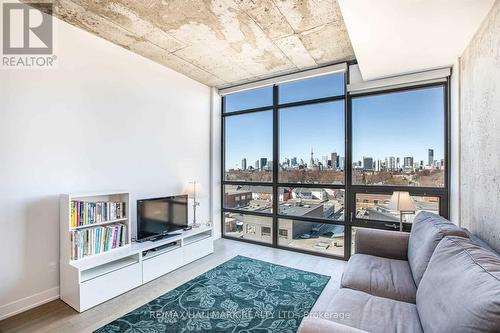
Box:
[221,62,450,260]
[348,84,450,236]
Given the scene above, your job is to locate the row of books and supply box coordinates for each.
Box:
[71,200,126,228]
[71,223,127,260]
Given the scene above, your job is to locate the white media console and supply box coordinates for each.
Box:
[60,191,214,312]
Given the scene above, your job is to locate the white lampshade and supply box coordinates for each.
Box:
[183,181,205,199]
[388,191,416,212]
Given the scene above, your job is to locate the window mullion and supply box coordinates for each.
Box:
[272,85,279,248]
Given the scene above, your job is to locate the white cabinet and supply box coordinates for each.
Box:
[60,220,214,312]
[142,230,214,284]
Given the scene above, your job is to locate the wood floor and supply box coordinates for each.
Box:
[0,238,346,333]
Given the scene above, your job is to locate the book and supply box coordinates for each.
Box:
[70,201,127,228]
[70,223,127,260]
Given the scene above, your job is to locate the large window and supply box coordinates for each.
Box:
[225,86,273,113]
[350,85,448,232]
[223,185,273,213]
[355,193,440,223]
[278,219,345,257]
[279,75,345,104]
[224,212,273,244]
[222,65,449,259]
[279,101,344,184]
[278,188,345,221]
[352,87,445,187]
[224,111,273,182]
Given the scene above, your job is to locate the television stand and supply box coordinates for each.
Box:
[60,225,213,312]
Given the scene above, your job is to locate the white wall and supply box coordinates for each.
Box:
[0,17,211,318]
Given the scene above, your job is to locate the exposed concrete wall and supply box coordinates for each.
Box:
[449,61,461,226]
[460,0,500,251]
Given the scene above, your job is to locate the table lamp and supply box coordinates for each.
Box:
[389,191,416,231]
[184,181,203,227]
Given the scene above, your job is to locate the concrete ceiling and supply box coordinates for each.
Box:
[43,0,354,87]
[338,0,496,81]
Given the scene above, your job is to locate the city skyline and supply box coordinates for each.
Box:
[226,146,444,171]
[229,147,443,171]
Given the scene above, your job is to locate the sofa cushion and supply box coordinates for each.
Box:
[327,288,423,333]
[354,229,409,260]
[408,211,468,286]
[462,228,499,257]
[417,236,500,333]
[341,254,417,303]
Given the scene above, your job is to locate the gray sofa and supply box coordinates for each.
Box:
[298,212,500,333]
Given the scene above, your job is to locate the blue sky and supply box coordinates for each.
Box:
[224,79,444,170]
[225,111,273,169]
[352,87,444,164]
[279,101,344,163]
[224,74,344,112]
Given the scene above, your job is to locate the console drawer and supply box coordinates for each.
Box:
[79,261,141,311]
[142,247,183,283]
[183,237,214,264]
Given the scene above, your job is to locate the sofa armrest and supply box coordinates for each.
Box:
[355,228,409,260]
[298,318,368,333]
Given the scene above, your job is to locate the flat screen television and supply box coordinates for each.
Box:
[136,195,188,242]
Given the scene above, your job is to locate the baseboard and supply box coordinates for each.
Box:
[0,287,60,321]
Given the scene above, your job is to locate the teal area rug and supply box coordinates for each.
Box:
[95,255,330,333]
